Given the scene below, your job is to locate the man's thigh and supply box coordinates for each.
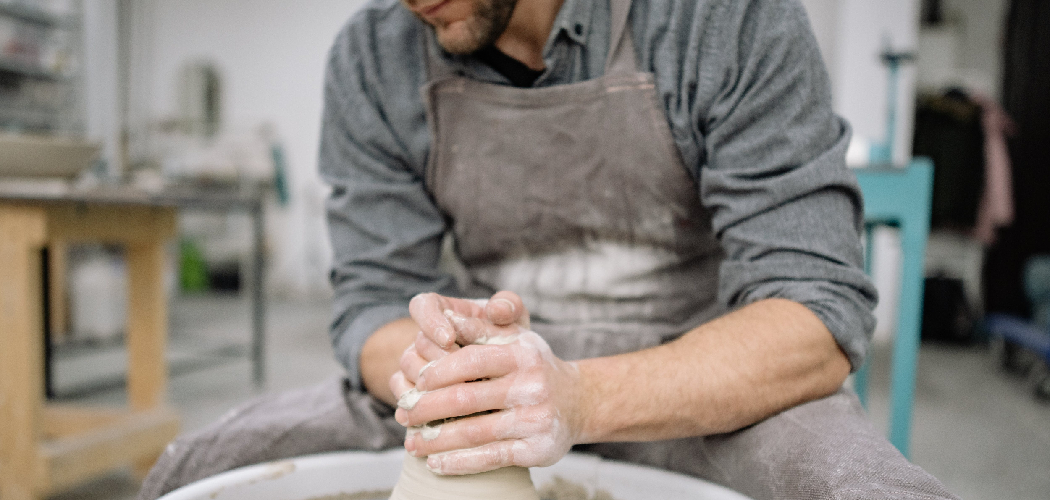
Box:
[138,376,404,500]
[580,388,958,500]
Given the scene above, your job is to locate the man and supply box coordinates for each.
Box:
[140,0,958,498]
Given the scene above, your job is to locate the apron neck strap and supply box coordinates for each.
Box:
[604,0,636,76]
[423,29,459,83]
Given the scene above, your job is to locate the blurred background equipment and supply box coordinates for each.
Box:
[0,132,98,178]
[176,61,221,139]
[986,256,1050,401]
[0,0,80,134]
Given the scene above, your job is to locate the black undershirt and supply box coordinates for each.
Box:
[475,46,544,88]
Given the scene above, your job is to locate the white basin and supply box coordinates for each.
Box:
[0,134,99,179]
[158,449,753,500]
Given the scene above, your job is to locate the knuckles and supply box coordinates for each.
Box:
[506,379,550,407]
[450,384,478,409]
[399,352,417,376]
[401,301,576,472]
[462,419,487,443]
[493,445,514,468]
[461,345,488,372]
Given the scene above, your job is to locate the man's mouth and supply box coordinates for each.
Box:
[418,0,450,18]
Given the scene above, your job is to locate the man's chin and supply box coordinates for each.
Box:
[434,24,486,55]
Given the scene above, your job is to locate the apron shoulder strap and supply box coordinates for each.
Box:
[604,0,637,76]
[422,28,459,83]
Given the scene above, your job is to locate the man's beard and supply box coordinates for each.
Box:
[431,0,518,55]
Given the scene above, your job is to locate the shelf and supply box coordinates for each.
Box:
[0,1,78,135]
[0,2,72,28]
[0,57,65,80]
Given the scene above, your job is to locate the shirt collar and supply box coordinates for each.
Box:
[547,0,595,47]
[432,0,596,85]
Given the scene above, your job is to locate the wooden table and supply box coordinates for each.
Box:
[0,192,181,499]
[4,181,270,396]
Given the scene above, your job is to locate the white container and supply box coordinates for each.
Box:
[69,248,126,342]
[159,449,752,500]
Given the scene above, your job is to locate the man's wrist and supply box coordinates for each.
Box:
[572,357,611,445]
[360,317,418,406]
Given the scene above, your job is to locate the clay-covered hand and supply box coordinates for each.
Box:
[389,291,528,411]
[396,306,586,476]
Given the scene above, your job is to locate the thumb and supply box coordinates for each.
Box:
[485,291,529,329]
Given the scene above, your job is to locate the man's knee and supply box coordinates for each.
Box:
[674,389,959,500]
[138,377,403,500]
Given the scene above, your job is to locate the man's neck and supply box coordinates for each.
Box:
[493,0,565,71]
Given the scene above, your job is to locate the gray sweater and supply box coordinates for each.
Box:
[318,0,878,389]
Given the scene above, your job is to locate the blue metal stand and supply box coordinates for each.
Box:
[869,48,915,165]
[854,158,934,458]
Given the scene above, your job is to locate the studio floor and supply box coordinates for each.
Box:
[43,295,1050,500]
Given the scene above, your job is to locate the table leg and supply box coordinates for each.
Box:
[43,247,54,400]
[48,240,69,343]
[125,241,168,412]
[855,223,878,407]
[126,241,170,476]
[0,206,48,500]
[889,222,928,459]
[251,200,266,387]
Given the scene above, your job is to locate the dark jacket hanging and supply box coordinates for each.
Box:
[984,0,1050,317]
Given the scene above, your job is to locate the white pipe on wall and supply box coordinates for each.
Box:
[81,0,122,177]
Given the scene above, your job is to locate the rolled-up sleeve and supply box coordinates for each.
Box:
[318,21,457,389]
[698,0,878,370]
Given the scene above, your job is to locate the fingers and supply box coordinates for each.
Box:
[485,291,527,327]
[392,329,456,412]
[445,311,521,346]
[388,371,413,403]
[416,344,518,392]
[412,292,508,348]
[426,440,520,475]
[410,292,530,350]
[396,375,514,427]
[409,293,457,349]
[406,408,553,458]
[414,330,457,363]
[398,344,429,385]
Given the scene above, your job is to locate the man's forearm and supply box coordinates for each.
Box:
[361,317,419,406]
[369,297,851,440]
[576,298,851,443]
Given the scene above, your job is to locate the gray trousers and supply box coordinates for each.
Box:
[138,378,958,500]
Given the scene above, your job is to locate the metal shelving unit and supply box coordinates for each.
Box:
[0,1,71,27]
[0,1,79,133]
[0,56,65,80]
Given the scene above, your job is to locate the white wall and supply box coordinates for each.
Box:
[130,0,367,297]
[799,0,841,89]
[833,0,921,164]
